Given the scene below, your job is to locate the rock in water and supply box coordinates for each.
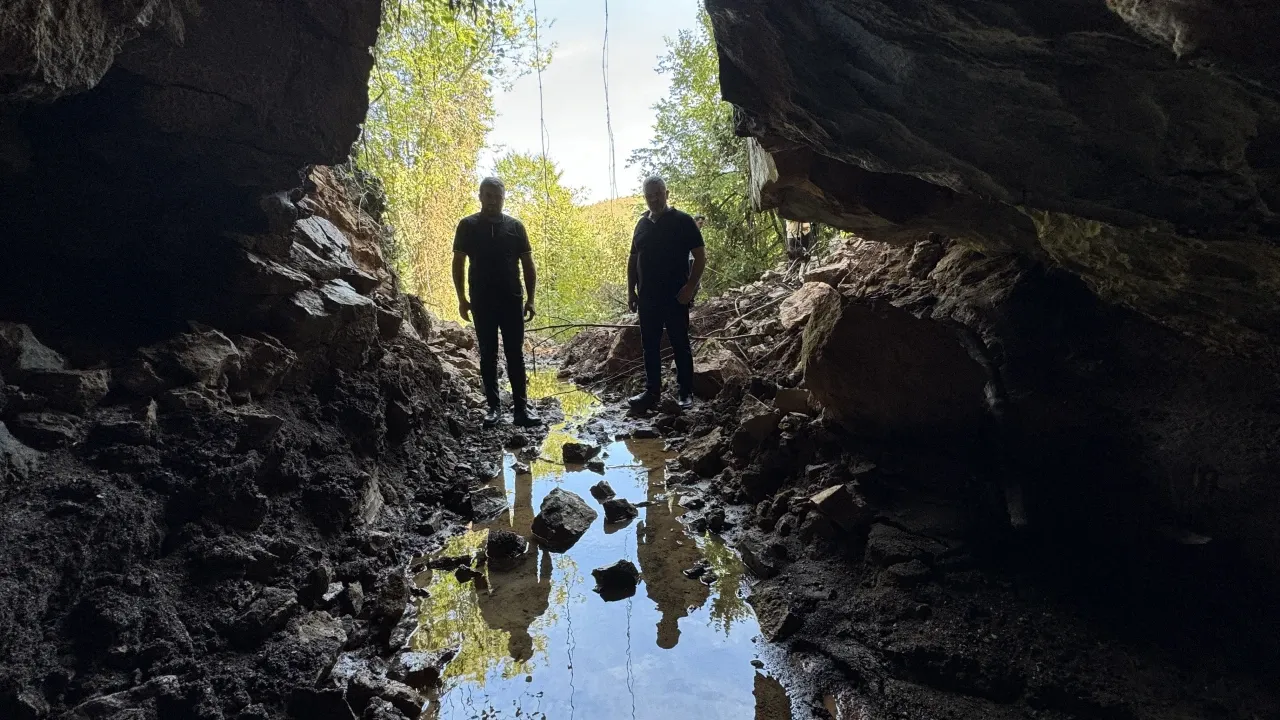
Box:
[470,486,509,520]
[589,480,616,501]
[602,497,638,524]
[486,529,529,570]
[531,488,597,552]
[591,560,640,601]
[586,458,606,474]
[561,441,599,465]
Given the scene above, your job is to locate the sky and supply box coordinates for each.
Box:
[479,0,702,203]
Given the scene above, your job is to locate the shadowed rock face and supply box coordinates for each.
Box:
[0,0,380,348]
[707,0,1280,358]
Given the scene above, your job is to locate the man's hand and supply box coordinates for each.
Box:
[628,292,638,313]
[524,299,537,322]
[458,299,471,322]
[676,283,696,306]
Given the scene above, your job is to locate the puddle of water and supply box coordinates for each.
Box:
[410,372,790,719]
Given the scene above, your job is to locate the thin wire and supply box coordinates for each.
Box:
[602,0,618,203]
[532,0,552,250]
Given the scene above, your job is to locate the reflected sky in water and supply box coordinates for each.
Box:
[412,373,787,720]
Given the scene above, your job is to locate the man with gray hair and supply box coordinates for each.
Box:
[627,176,706,411]
[452,176,541,427]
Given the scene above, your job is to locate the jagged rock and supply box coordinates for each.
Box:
[738,394,781,442]
[470,485,509,520]
[389,648,455,690]
[809,484,874,533]
[432,319,474,350]
[602,497,638,524]
[561,441,599,465]
[486,529,529,570]
[691,343,749,400]
[0,322,66,380]
[679,427,726,477]
[21,369,110,415]
[291,217,379,293]
[140,328,240,388]
[400,295,433,342]
[235,251,315,297]
[230,587,299,648]
[1,421,41,484]
[228,334,296,397]
[736,537,783,580]
[114,357,168,397]
[779,281,842,331]
[8,411,82,450]
[88,401,158,448]
[531,488,597,552]
[589,480,615,501]
[803,260,854,287]
[773,388,812,415]
[159,386,223,415]
[235,410,285,450]
[586,458,606,474]
[591,559,640,601]
[747,583,804,642]
[511,461,530,475]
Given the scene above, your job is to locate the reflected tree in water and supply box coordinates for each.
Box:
[699,533,752,635]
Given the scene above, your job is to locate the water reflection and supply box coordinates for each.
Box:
[631,438,710,649]
[413,372,787,719]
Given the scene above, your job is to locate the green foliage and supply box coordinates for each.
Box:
[358,0,546,316]
[629,4,783,293]
[495,152,633,327]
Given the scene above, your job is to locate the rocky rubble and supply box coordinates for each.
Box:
[0,173,516,720]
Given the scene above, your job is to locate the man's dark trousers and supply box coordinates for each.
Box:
[638,296,693,395]
[473,301,527,408]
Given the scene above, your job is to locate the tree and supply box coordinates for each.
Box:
[494,151,631,327]
[358,0,547,316]
[629,4,782,293]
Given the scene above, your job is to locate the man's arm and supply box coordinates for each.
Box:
[452,252,470,321]
[679,247,706,305]
[627,253,639,312]
[677,215,706,305]
[520,252,537,320]
[628,219,641,312]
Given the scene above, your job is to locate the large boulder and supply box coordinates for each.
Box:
[800,292,987,436]
[778,281,842,331]
[0,323,66,380]
[22,369,111,415]
[691,343,749,400]
[531,488,598,552]
[0,421,41,483]
[679,427,727,477]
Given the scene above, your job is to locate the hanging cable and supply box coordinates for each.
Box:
[532,0,552,239]
[602,0,618,203]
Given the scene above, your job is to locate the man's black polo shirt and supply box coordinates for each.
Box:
[453,213,532,308]
[630,208,704,301]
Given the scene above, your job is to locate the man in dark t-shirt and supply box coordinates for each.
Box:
[627,176,706,411]
[452,177,542,427]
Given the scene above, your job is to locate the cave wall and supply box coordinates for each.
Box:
[708,0,1280,360]
[0,0,381,353]
[707,0,1280,574]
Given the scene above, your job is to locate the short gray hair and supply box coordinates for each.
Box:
[479,176,505,191]
[641,175,666,192]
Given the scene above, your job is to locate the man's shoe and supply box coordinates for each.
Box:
[513,405,542,427]
[628,390,659,412]
[482,406,501,428]
[677,392,694,409]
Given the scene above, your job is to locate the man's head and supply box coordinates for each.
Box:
[642,176,669,215]
[693,214,706,229]
[478,176,505,217]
